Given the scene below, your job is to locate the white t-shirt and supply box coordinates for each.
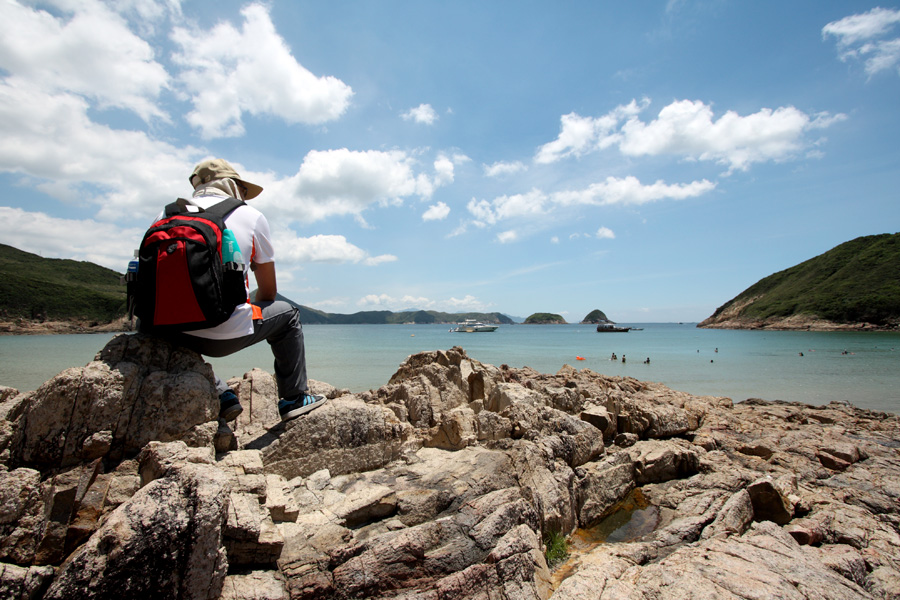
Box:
[157,193,275,340]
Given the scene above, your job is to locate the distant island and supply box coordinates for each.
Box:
[581,309,611,324]
[699,232,900,331]
[523,312,567,324]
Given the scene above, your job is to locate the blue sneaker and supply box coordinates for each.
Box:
[279,393,327,421]
[219,389,243,421]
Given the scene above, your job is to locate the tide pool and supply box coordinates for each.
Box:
[1,323,898,413]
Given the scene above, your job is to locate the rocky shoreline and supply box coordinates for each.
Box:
[697,302,899,331]
[0,317,133,336]
[698,314,899,331]
[0,334,898,599]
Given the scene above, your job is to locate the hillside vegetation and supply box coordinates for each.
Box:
[524,313,567,324]
[0,244,127,324]
[265,295,514,325]
[581,309,611,324]
[699,233,900,330]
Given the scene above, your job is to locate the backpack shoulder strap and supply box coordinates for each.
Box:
[163,200,189,217]
[203,198,245,220]
[162,198,245,220]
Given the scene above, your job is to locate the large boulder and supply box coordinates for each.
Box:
[259,396,412,480]
[44,446,229,599]
[8,333,218,471]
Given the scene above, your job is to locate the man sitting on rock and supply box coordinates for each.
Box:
[141,158,327,422]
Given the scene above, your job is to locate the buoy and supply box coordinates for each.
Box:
[576,356,586,361]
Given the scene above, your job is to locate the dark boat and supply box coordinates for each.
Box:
[596,323,630,332]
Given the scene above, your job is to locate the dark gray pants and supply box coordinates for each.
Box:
[171,300,309,400]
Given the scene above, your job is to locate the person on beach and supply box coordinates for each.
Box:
[141,158,326,422]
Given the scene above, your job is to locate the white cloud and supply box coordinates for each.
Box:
[466,174,713,234]
[433,155,455,186]
[596,226,616,239]
[402,103,438,125]
[536,98,845,172]
[467,189,548,227]
[493,189,547,220]
[263,148,439,222]
[0,0,170,121]
[356,293,487,312]
[466,198,497,227]
[823,7,900,77]
[823,7,900,46]
[363,254,397,266]
[358,294,433,309]
[497,230,518,244]
[619,100,845,172]
[461,176,713,239]
[535,99,647,164]
[171,3,353,139]
[0,206,143,270]
[0,79,201,221]
[552,176,716,206]
[483,161,526,177]
[444,295,488,311]
[276,234,396,266]
[550,236,559,244]
[422,201,450,221]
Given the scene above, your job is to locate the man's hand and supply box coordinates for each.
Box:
[252,261,277,302]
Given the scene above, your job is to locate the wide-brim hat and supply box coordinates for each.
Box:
[190,158,263,200]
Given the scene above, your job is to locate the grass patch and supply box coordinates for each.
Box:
[544,529,569,567]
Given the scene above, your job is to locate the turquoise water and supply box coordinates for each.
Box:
[1,324,898,413]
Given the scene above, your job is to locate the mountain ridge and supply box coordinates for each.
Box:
[260,293,515,325]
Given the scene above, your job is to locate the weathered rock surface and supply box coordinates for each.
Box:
[0,335,897,599]
[1,333,219,471]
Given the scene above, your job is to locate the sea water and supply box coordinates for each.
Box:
[1,324,898,413]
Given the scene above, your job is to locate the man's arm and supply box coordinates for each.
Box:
[251,261,277,302]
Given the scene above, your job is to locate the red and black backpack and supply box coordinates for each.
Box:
[133,198,247,334]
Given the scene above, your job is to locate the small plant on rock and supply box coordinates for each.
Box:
[544,529,569,567]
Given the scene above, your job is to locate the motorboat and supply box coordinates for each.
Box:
[596,323,630,332]
[454,319,498,332]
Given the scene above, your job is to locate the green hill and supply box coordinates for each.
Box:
[524,312,567,324]
[699,233,900,330]
[581,309,611,324]
[0,244,127,323]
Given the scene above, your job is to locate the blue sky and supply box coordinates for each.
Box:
[1,1,898,323]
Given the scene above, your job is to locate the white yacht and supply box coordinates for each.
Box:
[453,319,498,333]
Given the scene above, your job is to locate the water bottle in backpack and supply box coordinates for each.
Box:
[221,229,244,272]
